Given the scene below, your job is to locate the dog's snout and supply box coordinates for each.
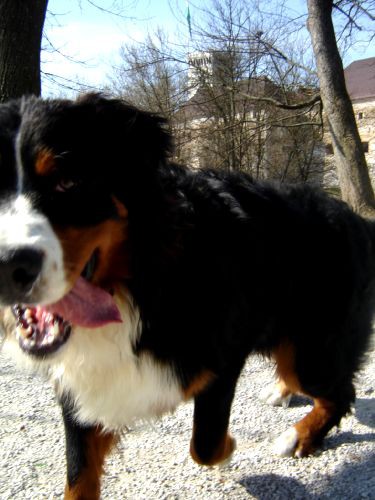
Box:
[0,247,44,302]
[9,247,44,289]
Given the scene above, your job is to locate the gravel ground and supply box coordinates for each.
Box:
[0,344,374,500]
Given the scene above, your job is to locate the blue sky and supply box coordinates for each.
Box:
[43,0,185,94]
[43,0,375,96]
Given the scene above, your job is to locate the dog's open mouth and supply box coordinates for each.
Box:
[12,304,71,356]
[12,252,122,357]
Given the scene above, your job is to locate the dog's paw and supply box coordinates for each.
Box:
[260,383,292,408]
[272,427,299,457]
[273,427,317,458]
[217,437,237,469]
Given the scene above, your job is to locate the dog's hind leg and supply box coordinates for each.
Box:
[189,365,244,466]
[61,398,117,500]
[271,341,355,458]
[273,394,351,457]
[260,377,293,408]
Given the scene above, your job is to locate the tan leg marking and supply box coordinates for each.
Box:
[64,428,117,500]
[273,341,302,395]
[275,378,293,399]
[293,398,337,457]
[272,343,340,457]
[183,371,215,400]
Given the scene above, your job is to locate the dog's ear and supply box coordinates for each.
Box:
[76,93,173,170]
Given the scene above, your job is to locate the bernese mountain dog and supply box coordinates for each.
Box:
[0,93,374,499]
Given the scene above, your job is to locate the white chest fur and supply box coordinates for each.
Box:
[4,291,183,431]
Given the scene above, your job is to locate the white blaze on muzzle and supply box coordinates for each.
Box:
[0,195,67,305]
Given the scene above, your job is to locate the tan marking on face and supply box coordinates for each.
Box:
[55,217,130,290]
[35,148,56,176]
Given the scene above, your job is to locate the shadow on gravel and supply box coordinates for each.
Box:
[324,430,375,450]
[239,453,375,499]
[355,398,375,428]
[239,473,317,499]
[287,395,312,407]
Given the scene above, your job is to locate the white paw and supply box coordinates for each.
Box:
[273,427,298,457]
[218,436,237,468]
[260,384,292,408]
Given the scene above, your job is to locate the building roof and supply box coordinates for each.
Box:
[344,57,375,101]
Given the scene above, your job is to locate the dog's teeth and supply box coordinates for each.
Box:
[16,325,29,339]
[23,310,36,324]
[52,322,60,336]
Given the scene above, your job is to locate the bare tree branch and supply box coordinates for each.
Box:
[223,87,321,110]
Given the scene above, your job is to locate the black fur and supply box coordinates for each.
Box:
[0,93,374,487]
[60,396,91,487]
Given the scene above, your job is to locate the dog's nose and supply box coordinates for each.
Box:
[0,247,44,301]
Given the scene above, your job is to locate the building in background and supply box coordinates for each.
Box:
[179,50,322,184]
[324,57,375,189]
[181,52,374,189]
[187,51,241,98]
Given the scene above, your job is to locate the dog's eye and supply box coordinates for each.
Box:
[55,179,79,193]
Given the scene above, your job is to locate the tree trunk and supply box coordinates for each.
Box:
[307,0,375,216]
[0,0,48,102]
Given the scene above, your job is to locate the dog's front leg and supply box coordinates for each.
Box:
[189,367,243,466]
[61,397,116,500]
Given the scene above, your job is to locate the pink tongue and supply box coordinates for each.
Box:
[46,277,122,328]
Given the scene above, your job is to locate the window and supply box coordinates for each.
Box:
[362,141,369,153]
[325,144,333,155]
[358,112,364,120]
